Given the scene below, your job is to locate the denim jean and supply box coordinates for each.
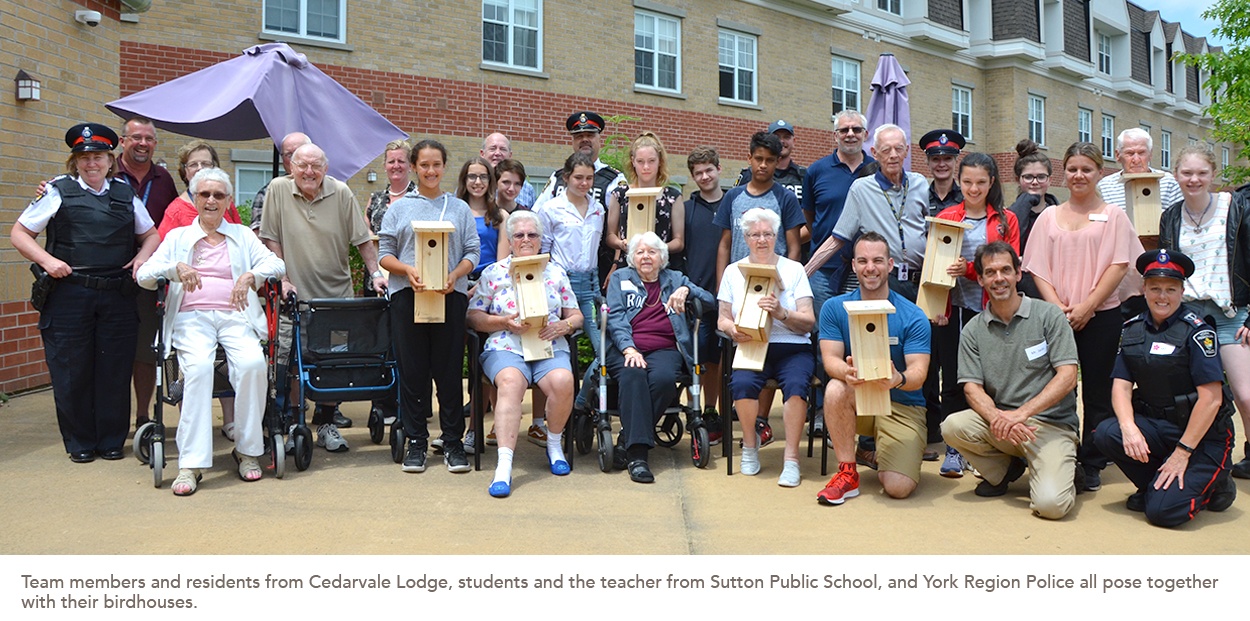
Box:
[567,270,602,408]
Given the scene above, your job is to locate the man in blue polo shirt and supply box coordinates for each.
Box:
[817,232,932,506]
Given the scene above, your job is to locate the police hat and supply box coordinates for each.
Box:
[64,122,119,153]
[919,129,965,156]
[768,119,795,136]
[566,111,605,134]
[1136,249,1195,281]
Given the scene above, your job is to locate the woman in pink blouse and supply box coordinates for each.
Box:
[1022,142,1143,493]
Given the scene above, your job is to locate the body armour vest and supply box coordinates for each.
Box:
[48,177,136,277]
[1119,308,1234,433]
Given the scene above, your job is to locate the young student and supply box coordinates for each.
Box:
[682,146,727,442]
[605,132,685,264]
[712,132,806,446]
[379,140,480,474]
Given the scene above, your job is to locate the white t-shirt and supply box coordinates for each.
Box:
[717,256,813,344]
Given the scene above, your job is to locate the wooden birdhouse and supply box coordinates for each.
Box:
[916,216,974,321]
[412,221,456,323]
[509,253,553,361]
[624,186,664,244]
[732,263,783,371]
[1120,172,1164,236]
[842,299,896,417]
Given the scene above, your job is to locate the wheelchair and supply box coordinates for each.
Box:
[569,297,715,473]
[274,293,399,473]
[133,277,280,488]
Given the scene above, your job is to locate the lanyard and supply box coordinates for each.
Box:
[125,175,153,205]
[878,175,909,258]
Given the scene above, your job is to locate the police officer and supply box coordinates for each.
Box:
[1094,249,1237,527]
[9,123,159,463]
[917,128,965,217]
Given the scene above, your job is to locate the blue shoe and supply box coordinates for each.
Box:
[940,445,966,478]
[488,479,512,498]
[548,454,571,476]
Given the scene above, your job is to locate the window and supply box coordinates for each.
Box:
[482,0,542,70]
[1028,95,1045,145]
[1223,147,1230,171]
[719,30,756,104]
[234,165,274,212]
[635,11,681,92]
[951,86,972,139]
[878,0,901,15]
[1161,131,1172,169]
[1077,108,1092,143]
[1097,32,1112,75]
[1101,115,1115,158]
[263,0,345,42]
[831,57,860,116]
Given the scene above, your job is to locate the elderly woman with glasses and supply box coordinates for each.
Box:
[137,167,285,495]
[718,207,816,487]
[157,141,243,239]
[466,210,583,497]
[604,231,714,483]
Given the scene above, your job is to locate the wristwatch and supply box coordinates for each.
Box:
[371,270,384,279]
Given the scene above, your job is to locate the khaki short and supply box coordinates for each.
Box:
[856,402,927,482]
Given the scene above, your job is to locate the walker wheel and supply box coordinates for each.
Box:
[597,427,615,473]
[390,426,406,463]
[368,408,385,444]
[655,412,683,448]
[293,427,312,471]
[271,433,286,479]
[150,441,164,488]
[574,413,593,455]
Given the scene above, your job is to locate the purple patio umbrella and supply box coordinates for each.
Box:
[864,53,912,170]
[106,43,406,181]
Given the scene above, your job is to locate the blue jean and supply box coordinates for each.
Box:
[568,270,602,407]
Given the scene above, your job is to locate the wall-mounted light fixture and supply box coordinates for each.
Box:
[15,70,40,102]
[366,170,378,183]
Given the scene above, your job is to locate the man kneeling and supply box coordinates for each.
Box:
[818,232,931,505]
[942,241,1079,519]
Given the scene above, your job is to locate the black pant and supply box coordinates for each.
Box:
[926,306,977,443]
[391,289,467,450]
[1095,414,1233,527]
[1074,307,1122,470]
[40,282,138,453]
[606,346,682,451]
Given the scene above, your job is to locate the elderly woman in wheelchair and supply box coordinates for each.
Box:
[604,232,715,483]
[137,167,284,496]
[466,210,584,498]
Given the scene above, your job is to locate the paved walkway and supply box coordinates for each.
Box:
[1,387,1245,555]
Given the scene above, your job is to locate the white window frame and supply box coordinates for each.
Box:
[1028,95,1045,146]
[1077,108,1092,143]
[262,0,346,44]
[718,29,757,105]
[1161,130,1172,169]
[878,0,902,15]
[1097,32,1112,75]
[831,56,861,117]
[951,86,972,139]
[634,10,682,93]
[1101,115,1115,159]
[1223,146,1230,172]
[234,164,274,211]
[482,0,543,71]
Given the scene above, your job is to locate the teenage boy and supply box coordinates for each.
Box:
[683,146,727,441]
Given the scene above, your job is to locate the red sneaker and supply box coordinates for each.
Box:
[816,463,860,506]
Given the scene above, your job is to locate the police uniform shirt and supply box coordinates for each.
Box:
[1111,306,1224,389]
[19,175,155,234]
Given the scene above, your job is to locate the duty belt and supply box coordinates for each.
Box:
[65,273,129,290]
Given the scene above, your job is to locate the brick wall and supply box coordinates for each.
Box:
[0,302,48,394]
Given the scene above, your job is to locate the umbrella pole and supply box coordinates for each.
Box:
[271,146,280,179]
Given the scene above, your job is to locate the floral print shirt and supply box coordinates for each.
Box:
[468,256,578,354]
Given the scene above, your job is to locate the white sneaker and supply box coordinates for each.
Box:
[316,423,349,453]
[740,447,760,476]
[778,461,801,487]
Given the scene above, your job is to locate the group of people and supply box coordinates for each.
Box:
[10,110,1247,527]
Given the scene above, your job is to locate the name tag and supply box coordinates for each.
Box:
[1088,213,1109,222]
[897,264,908,281]
[888,336,899,346]
[620,281,638,292]
[1149,342,1177,355]
[1025,341,1048,361]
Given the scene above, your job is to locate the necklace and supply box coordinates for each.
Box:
[1184,193,1214,233]
[387,186,408,197]
[643,281,662,308]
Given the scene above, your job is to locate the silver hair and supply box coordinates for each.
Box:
[1116,127,1153,152]
[625,231,669,270]
[504,209,542,238]
[872,123,906,146]
[738,207,782,237]
[833,109,867,129]
[188,167,233,197]
[293,143,328,167]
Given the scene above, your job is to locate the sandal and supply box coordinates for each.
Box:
[172,469,202,496]
[221,421,236,441]
[627,460,654,484]
[233,451,263,482]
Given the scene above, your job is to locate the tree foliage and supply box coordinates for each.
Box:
[1178,0,1250,184]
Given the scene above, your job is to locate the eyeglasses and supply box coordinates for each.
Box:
[124,135,156,144]
[292,161,323,171]
[466,174,489,182]
[196,191,228,201]
[185,161,213,171]
[835,126,866,135]
[1020,173,1050,182]
[746,232,776,241]
[512,232,539,240]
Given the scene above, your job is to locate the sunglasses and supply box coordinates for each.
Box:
[196,191,228,201]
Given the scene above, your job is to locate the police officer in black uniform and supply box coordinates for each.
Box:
[9,123,159,463]
[1094,249,1237,526]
